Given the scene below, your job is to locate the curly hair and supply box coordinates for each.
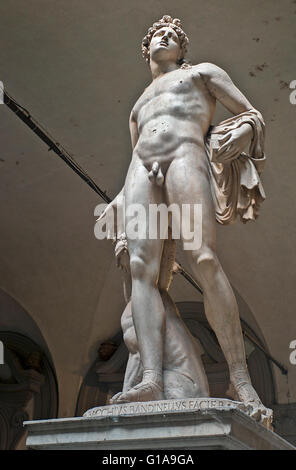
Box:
[141,15,189,66]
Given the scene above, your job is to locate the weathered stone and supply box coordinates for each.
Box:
[24,399,295,450]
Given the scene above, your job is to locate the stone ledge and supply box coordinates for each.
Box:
[24,398,295,450]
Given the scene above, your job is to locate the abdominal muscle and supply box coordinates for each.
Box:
[133,115,209,176]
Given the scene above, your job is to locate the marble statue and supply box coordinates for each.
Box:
[98,15,272,427]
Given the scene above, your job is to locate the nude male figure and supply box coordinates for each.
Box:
[102,15,271,423]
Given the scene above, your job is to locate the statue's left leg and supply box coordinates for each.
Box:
[165,154,273,428]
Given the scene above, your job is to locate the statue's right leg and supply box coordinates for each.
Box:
[112,158,165,403]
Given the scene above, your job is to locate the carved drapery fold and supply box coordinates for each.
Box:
[205,109,266,224]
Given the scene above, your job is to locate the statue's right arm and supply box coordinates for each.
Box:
[129,109,139,150]
[106,110,138,206]
[97,111,138,234]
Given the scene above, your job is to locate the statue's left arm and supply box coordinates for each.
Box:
[197,63,262,163]
[196,63,266,224]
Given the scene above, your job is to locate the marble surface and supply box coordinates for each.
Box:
[24,398,295,450]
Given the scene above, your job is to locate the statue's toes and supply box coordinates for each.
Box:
[247,404,262,421]
[246,402,273,429]
[260,413,272,430]
[260,408,273,430]
[109,392,125,404]
[110,382,164,404]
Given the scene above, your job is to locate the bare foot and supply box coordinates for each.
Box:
[231,368,273,429]
[110,369,164,404]
[110,380,164,404]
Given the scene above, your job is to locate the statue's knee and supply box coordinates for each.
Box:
[130,254,157,283]
[195,250,219,280]
[130,255,146,279]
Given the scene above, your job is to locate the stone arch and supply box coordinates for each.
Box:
[0,288,53,361]
[0,288,58,449]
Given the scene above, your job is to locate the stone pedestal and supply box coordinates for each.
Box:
[24,398,295,450]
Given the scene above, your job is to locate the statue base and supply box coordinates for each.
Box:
[24,398,295,450]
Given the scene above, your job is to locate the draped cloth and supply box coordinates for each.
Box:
[205,109,266,225]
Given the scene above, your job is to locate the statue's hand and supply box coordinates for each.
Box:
[115,233,130,272]
[97,198,118,241]
[96,188,125,241]
[116,247,130,273]
[215,123,253,163]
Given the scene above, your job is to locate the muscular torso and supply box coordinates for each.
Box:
[132,66,216,172]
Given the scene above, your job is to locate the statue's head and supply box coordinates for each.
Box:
[141,15,189,66]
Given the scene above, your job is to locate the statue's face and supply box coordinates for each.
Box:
[149,26,181,63]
